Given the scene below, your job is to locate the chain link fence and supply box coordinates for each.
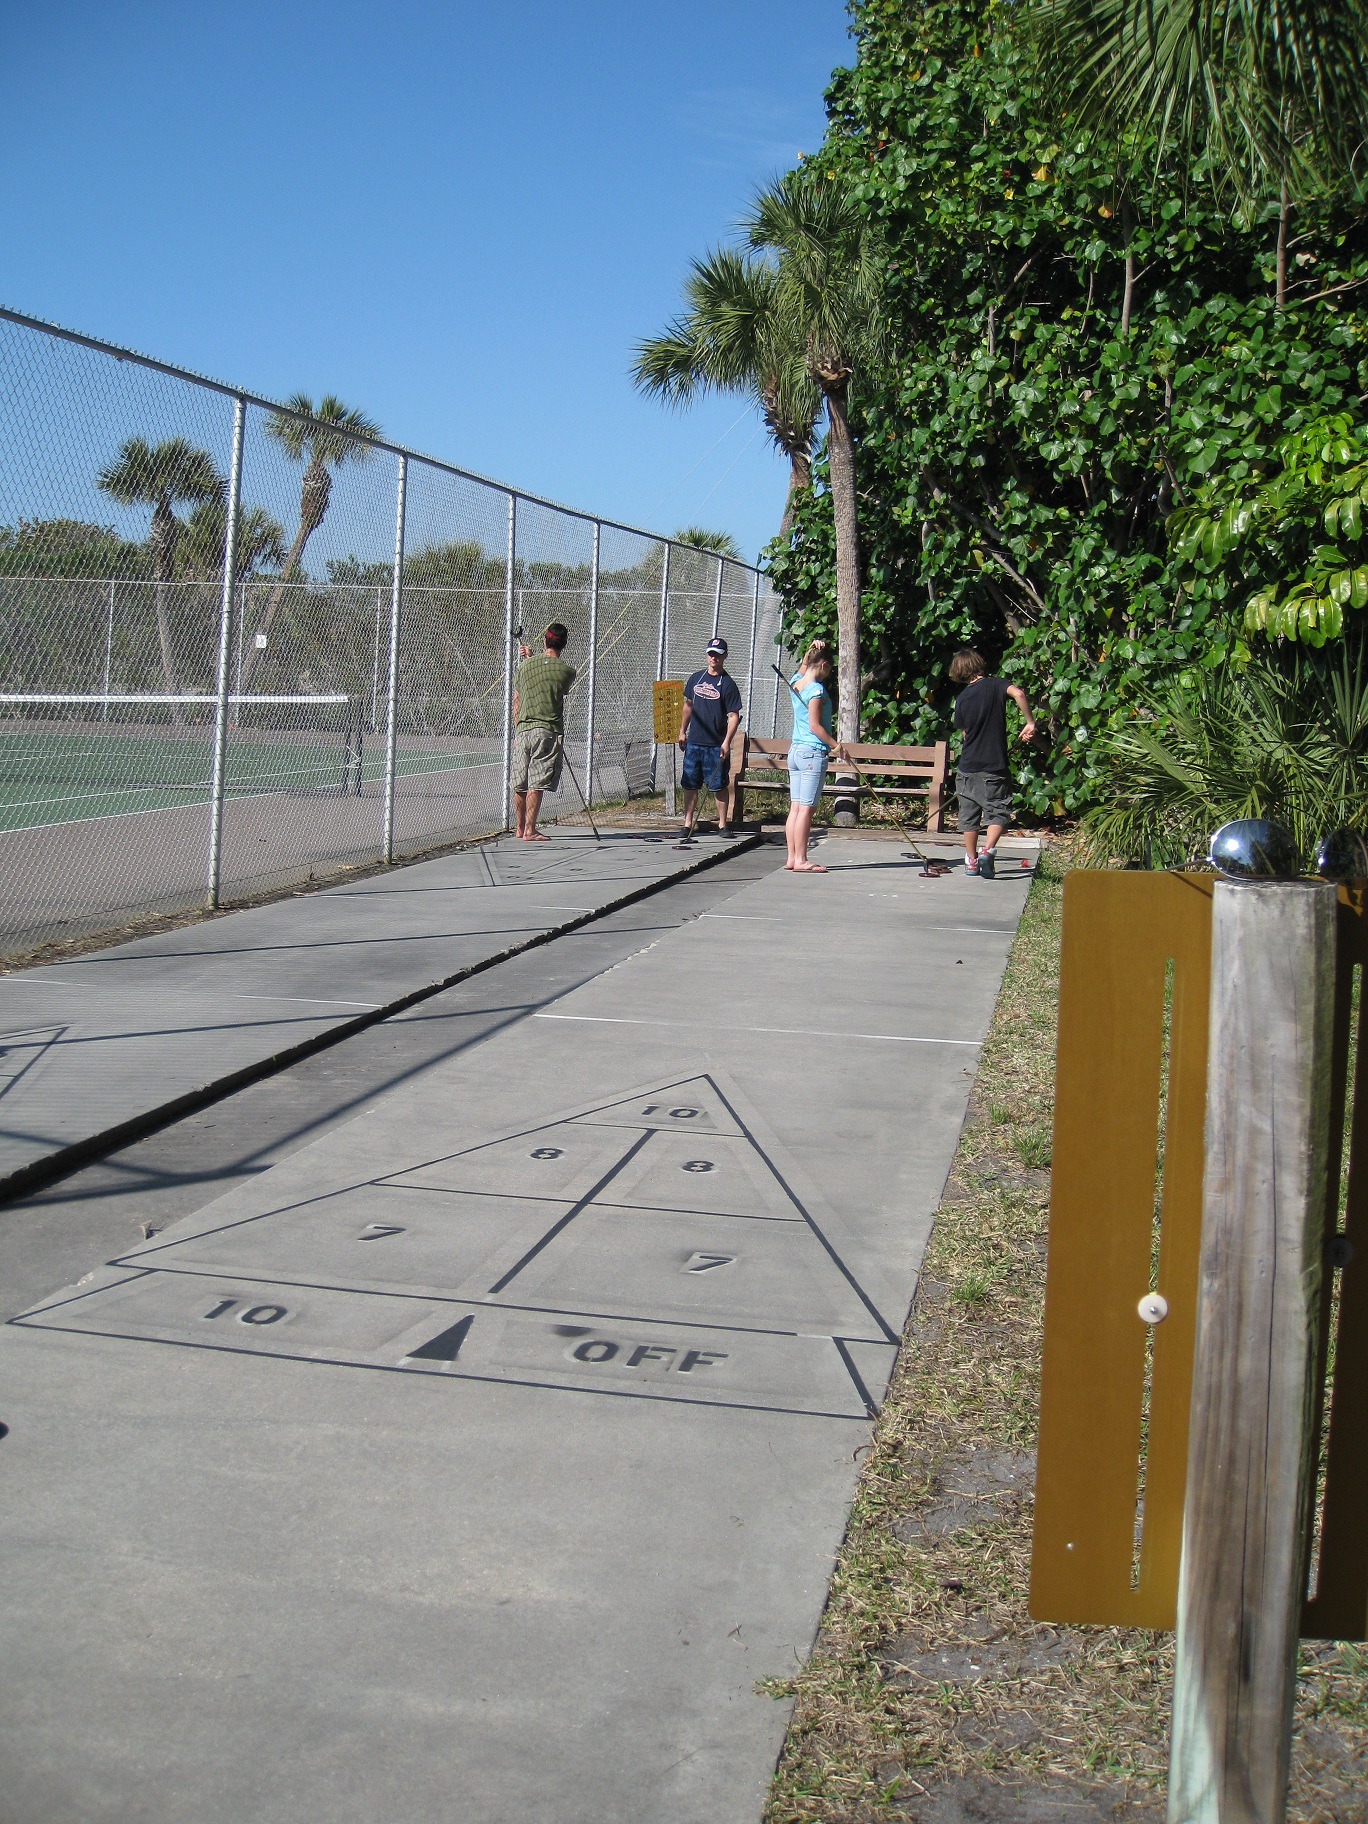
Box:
[0,306,786,959]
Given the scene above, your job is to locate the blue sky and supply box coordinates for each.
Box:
[2,1,855,563]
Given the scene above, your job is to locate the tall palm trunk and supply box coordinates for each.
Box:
[149,499,184,724]
[241,458,333,691]
[778,448,813,539]
[823,382,862,745]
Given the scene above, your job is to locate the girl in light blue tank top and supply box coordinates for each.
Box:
[785,639,843,872]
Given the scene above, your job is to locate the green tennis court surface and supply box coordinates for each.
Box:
[0,727,492,834]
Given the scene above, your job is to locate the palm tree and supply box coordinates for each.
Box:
[633,249,821,538]
[745,172,887,746]
[244,393,379,687]
[97,436,224,705]
[1026,0,1368,206]
[180,501,287,580]
[672,527,744,560]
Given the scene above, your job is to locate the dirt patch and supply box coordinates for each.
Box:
[894,1774,1161,1821]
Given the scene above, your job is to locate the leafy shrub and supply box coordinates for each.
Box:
[1081,641,1368,864]
[1170,413,1368,646]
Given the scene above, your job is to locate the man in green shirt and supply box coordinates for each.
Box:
[511,621,578,841]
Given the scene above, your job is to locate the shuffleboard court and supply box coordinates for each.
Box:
[0,836,1037,1824]
[0,828,756,1193]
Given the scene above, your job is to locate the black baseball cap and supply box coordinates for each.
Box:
[706,637,728,657]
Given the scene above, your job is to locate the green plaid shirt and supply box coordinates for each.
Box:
[514,653,577,733]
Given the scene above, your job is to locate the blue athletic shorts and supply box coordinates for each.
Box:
[681,742,725,792]
[788,743,827,808]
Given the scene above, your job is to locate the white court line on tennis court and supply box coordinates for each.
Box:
[533,1012,980,1047]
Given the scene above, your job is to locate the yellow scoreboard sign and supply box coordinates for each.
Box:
[652,679,684,745]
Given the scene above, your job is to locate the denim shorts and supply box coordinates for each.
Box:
[788,743,827,808]
[681,742,726,792]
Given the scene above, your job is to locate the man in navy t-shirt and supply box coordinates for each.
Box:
[677,636,743,839]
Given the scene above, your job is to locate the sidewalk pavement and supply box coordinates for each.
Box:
[0,829,754,1198]
[0,832,1037,1824]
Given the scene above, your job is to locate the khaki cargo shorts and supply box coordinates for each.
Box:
[513,726,564,793]
[956,769,1013,833]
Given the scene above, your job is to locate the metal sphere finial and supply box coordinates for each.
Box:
[1208,819,1301,880]
[1314,827,1368,881]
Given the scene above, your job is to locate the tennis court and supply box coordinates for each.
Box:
[0,719,493,836]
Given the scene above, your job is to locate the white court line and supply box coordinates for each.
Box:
[701,913,780,921]
[534,1012,980,1047]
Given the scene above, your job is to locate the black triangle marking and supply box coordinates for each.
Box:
[406,1314,474,1362]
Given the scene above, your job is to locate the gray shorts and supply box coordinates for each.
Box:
[513,726,564,793]
[956,769,1012,833]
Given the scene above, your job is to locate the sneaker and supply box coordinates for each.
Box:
[978,848,996,879]
[964,859,980,876]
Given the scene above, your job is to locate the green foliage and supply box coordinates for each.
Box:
[1170,411,1368,645]
[634,251,819,491]
[1025,0,1368,203]
[263,394,380,470]
[671,527,744,560]
[180,501,286,579]
[768,0,1368,815]
[1081,641,1368,863]
[0,519,150,580]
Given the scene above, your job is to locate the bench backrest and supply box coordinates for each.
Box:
[733,733,948,832]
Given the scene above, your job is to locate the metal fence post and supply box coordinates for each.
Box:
[102,578,115,719]
[745,566,760,724]
[501,493,517,830]
[206,397,246,909]
[584,520,600,807]
[711,553,724,637]
[371,582,383,732]
[381,454,407,864]
[771,611,782,737]
[652,541,671,798]
[1167,878,1338,1824]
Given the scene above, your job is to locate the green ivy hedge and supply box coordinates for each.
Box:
[768,0,1368,817]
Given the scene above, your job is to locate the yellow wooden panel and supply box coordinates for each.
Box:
[1304,889,1368,1641]
[652,680,684,746]
[1029,871,1212,1628]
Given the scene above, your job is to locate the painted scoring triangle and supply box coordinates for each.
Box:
[568,1076,744,1138]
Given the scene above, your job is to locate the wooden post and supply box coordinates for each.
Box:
[1168,880,1338,1824]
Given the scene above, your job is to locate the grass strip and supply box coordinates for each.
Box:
[763,845,1368,1823]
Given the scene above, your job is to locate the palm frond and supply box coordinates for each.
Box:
[264,393,380,468]
[1027,0,1368,197]
[1082,643,1368,864]
[97,436,224,509]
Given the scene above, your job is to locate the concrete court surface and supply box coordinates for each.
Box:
[0,835,1035,1824]
[0,829,749,1195]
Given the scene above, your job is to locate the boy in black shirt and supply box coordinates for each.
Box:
[949,650,1035,878]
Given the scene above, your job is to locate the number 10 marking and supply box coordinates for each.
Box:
[202,1298,288,1326]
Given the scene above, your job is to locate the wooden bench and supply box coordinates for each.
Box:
[730,735,948,831]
